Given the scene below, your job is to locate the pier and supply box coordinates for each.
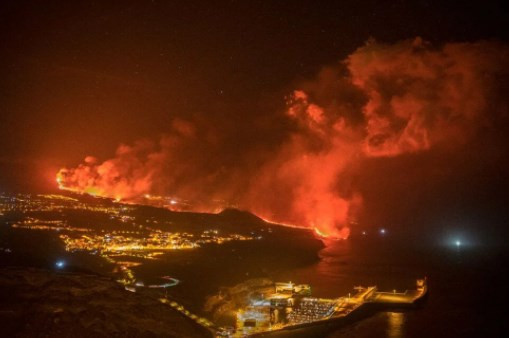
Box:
[217,279,427,337]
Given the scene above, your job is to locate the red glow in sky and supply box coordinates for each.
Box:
[56,38,509,238]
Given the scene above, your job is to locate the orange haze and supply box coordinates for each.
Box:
[57,38,509,239]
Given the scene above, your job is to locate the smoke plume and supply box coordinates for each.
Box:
[57,38,509,238]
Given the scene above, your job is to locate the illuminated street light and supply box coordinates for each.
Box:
[380,228,386,235]
[55,260,65,268]
[455,240,461,247]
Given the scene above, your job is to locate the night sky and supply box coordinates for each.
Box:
[1,1,508,240]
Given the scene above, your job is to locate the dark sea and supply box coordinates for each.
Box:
[272,236,509,337]
[126,231,508,337]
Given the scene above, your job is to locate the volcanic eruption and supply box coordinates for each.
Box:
[57,38,509,239]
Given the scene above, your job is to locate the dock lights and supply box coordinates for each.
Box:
[55,260,65,268]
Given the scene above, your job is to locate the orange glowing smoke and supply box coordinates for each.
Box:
[242,89,361,239]
[56,38,509,238]
[348,37,492,157]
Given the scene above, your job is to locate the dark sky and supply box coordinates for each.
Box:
[0,0,508,242]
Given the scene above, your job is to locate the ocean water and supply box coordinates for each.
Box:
[272,236,509,337]
[127,230,509,337]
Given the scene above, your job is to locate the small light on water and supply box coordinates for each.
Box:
[55,260,65,268]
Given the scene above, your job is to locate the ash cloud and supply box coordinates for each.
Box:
[58,38,509,238]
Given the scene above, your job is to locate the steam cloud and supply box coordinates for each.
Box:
[57,38,509,238]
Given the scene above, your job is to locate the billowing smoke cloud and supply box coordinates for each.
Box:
[57,38,509,238]
[350,37,504,157]
[241,90,363,238]
[58,118,244,211]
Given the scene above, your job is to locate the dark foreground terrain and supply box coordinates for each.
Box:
[0,267,211,337]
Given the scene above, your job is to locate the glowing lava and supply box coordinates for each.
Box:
[313,226,349,240]
[313,227,329,238]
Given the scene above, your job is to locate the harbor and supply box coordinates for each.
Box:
[218,279,427,337]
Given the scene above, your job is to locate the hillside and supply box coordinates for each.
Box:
[0,267,211,337]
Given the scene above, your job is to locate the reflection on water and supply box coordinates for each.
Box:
[313,240,352,280]
[387,312,405,338]
[133,231,493,337]
[274,236,425,300]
